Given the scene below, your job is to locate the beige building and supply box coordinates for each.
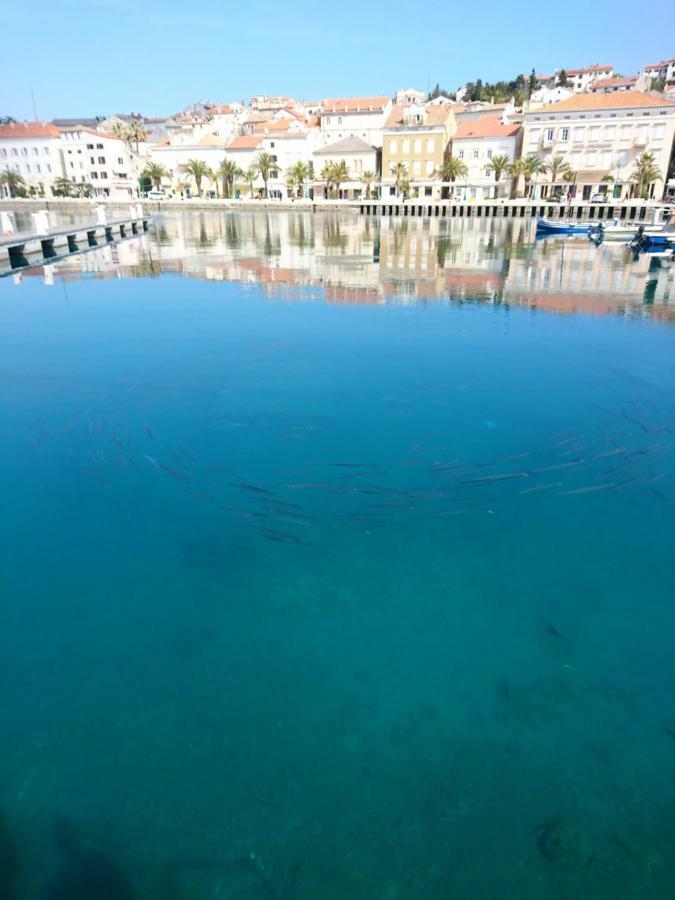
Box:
[521,91,675,201]
[381,104,457,199]
[312,136,378,199]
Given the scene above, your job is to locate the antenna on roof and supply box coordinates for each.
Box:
[30,86,38,121]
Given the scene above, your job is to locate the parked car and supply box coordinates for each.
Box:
[146,190,166,200]
[590,193,606,203]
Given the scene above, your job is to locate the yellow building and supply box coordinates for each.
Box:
[381,104,458,200]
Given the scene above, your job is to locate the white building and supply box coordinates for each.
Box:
[451,117,521,200]
[313,136,379,199]
[521,91,675,200]
[639,58,675,85]
[529,86,575,106]
[396,88,427,105]
[0,121,64,196]
[562,65,614,93]
[148,134,229,195]
[58,127,140,199]
[589,75,650,94]
[318,96,392,148]
[226,129,315,199]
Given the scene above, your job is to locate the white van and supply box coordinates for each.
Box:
[147,190,166,200]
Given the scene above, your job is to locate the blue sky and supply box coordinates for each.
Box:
[2,0,674,120]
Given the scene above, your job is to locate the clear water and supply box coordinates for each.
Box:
[1,211,674,899]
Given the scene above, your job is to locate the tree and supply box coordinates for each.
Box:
[0,168,26,198]
[486,153,511,198]
[360,170,375,199]
[143,162,170,191]
[434,156,468,198]
[51,176,73,198]
[529,68,539,98]
[285,160,310,198]
[545,155,571,196]
[243,166,257,198]
[630,151,662,199]
[520,154,546,198]
[127,119,147,154]
[217,158,243,198]
[330,160,349,197]
[181,159,211,197]
[253,151,277,198]
[558,70,569,87]
[390,161,408,197]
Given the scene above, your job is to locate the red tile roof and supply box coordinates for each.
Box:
[385,104,454,129]
[591,76,637,89]
[454,116,520,139]
[227,135,264,150]
[542,90,675,111]
[0,121,61,139]
[322,96,390,113]
[643,59,675,70]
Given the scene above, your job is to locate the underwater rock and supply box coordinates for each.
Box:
[0,810,19,898]
[43,819,136,900]
[538,820,593,869]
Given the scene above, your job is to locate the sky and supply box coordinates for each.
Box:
[2,0,674,121]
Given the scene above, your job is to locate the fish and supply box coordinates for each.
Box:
[329,463,378,469]
[558,483,615,495]
[158,463,190,483]
[519,482,563,495]
[230,482,275,496]
[144,423,154,439]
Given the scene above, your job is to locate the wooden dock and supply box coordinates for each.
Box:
[0,210,152,270]
[358,200,669,223]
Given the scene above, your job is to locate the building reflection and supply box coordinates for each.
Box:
[9,211,675,320]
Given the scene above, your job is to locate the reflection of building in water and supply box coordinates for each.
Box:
[10,211,674,320]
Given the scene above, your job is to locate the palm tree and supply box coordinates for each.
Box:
[434,156,467,199]
[0,167,26,198]
[521,154,546,199]
[360,170,375,199]
[486,153,511,198]
[51,176,73,198]
[181,159,211,197]
[544,155,571,198]
[217,159,242,198]
[390,161,408,198]
[143,162,170,191]
[320,162,336,197]
[111,121,130,146]
[331,160,350,198]
[286,161,310,198]
[243,166,257,198]
[127,119,147,154]
[630,152,662,200]
[253,151,277,198]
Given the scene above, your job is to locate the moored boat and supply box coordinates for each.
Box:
[535,217,593,236]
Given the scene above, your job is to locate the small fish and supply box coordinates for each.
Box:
[329,463,378,469]
[230,482,275,496]
[158,463,190,482]
[559,483,615,495]
[545,623,568,641]
[144,423,154,439]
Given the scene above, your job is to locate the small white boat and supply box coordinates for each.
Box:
[588,219,662,242]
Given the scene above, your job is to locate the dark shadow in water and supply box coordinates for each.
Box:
[0,810,19,899]
[43,818,136,900]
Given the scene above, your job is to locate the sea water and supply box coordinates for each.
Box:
[1,211,674,899]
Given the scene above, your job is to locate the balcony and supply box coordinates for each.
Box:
[633,134,648,147]
[541,136,554,149]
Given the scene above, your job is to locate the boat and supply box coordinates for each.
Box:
[629,231,675,252]
[535,217,593,236]
[588,219,665,243]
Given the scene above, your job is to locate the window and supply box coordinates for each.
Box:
[389,139,397,153]
[621,124,631,139]
[91,172,98,179]
[26,164,31,173]
[90,157,95,164]
[605,125,615,139]
[545,128,554,141]
[11,148,17,156]
[458,149,464,159]
[426,139,434,152]
[0,149,5,158]
[46,163,51,173]
[413,160,421,175]
[86,143,94,149]
[117,157,124,164]
[325,117,330,125]
[589,125,600,140]
[560,128,569,141]
[529,128,540,143]
[425,160,433,175]
[21,147,28,156]
[96,143,103,149]
[653,124,665,139]
[586,150,596,166]
[487,149,493,159]
[473,149,479,158]
[100,171,107,179]
[338,117,342,124]
[32,147,39,155]
[36,164,41,173]
[414,139,421,153]
[617,151,628,167]
[402,139,410,152]
[485,168,492,177]
[98,156,105,164]
[574,126,584,141]
[43,147,49,155]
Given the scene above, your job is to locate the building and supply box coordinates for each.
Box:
[589,75,650,94]
[639,59,675,86]
[381,103,457,199]
[562,65,614,93]
[148,134,229,195]
[226,127,314,199]
[313,137,379,199]
[521,91,675,201]
[318,97,392,148]
[0,121,64,196]
[451,117,521,200]
[529,86,575,106]
[58,126,141,199]
[396,88,427,105]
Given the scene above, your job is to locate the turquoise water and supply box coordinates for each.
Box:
[1,211,675,898]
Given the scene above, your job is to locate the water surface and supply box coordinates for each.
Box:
[1,211,674,899]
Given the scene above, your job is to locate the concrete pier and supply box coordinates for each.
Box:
[358,200,669,224]
[0,206,151,269]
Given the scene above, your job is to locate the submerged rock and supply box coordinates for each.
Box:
[43,819,136,900]
[538,820,593,869]
[0,810,19,898]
